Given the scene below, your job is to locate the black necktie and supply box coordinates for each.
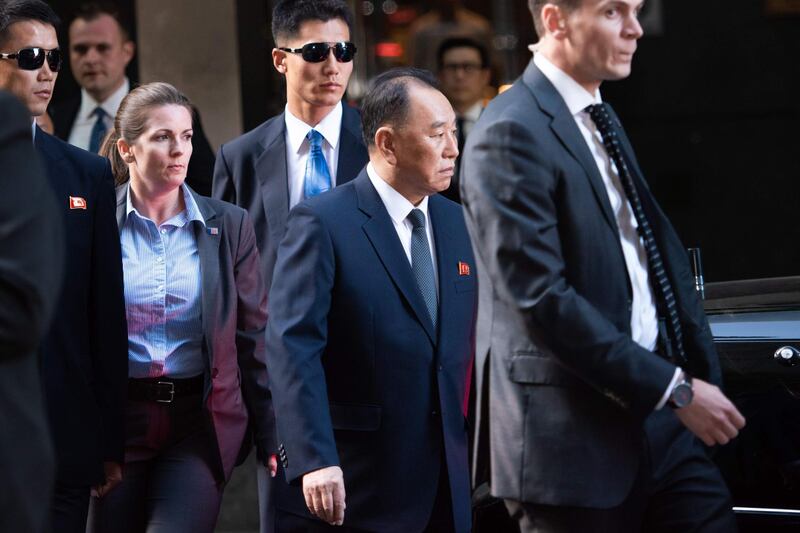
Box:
[586,102,686,366]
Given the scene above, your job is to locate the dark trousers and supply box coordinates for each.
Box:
[504,409,737,533]
[257,463,277,533]
[50,482,90,533]
[276,453,455,533]
[86,392,222,533]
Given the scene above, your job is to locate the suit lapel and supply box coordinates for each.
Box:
[523,62,618,234]
[193,192,221,371]
[256,115,290,243]
[355,173,437,345]
[115,184,127,230]
[336,105,368,184]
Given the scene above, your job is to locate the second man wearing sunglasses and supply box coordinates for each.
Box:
[211,1,368,532]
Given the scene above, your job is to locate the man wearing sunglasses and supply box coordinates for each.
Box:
[212,2,367,530]
[0,2,128,532]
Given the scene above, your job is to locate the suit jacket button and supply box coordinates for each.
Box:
[211,368,219,378]
[431,409,439,416]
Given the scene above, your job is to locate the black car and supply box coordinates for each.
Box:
[705,276,800,532]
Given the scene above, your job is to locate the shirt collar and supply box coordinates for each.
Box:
[31,119,36,143]
[78,77,130,120]
[533,53,602,116]
[284,101,343,155]
[366,162,430,226]
[461,101,483,122]
[125,183,206,228]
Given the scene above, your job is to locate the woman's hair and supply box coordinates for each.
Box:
[99,82,193,185]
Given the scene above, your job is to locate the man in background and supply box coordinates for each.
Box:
[436,36,491,203]
[48,1,216,194]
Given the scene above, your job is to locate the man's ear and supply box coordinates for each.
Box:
[272,48,287,74]
[542,4,568,39]
[122,40,135,66]
[375,126,397,166]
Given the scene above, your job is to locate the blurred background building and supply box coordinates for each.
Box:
[43,1,800,531]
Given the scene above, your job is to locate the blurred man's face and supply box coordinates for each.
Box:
[438,46,489,112]
[0,20,59,117]
[69,14,134,102]
[560,0,644,90]
[273,18,353,116]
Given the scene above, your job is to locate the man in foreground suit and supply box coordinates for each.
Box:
[461,1,745,532]
[266,67,476,532]
[212,1,368,530]
[48,1,216,195]
[0,90,64,533]
[0,2,128,531]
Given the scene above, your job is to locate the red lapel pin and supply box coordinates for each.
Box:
[458,261,470,276]
[69,196,87,209]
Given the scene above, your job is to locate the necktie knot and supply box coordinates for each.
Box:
[307,129,323,149]
[92,107,107,119]
[407,208,426,230]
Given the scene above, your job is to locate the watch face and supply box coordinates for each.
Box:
[672,383,693,408]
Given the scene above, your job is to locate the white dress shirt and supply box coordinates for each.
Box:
[285,101,342,208]
[534,53,680,407]
[68,77,130,151]
[459,101,483,139]
[366,163,439,293]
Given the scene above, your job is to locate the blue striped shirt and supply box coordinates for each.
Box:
[120,184,205,378]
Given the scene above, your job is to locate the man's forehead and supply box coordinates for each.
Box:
[70,14,124,41]
[5,20,58,48]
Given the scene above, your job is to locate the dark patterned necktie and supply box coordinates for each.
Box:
[88,107,107,153]
[586,102,686,365]
[407,208,438,331]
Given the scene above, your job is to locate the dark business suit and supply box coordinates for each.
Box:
[49,95,216,196]
[88,185,274,532]
[266,171,477,533]
[212,104,368,532]
[34,128,129,532]
[0,92,64,533]
[461,60,731,531]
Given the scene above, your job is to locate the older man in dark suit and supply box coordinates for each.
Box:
[0,2,128,532]
[461,1,745,532]
[0,90,64,533]
[266,67,476,533]
[212,1,367,530]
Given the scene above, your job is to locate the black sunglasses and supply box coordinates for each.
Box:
[0,47,62,72]
[278,42,357,63]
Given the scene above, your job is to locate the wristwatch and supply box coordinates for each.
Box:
[668,371,694,409]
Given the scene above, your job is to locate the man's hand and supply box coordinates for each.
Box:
[302,466,346,526]
[91,461,123,498]
[674,378,746,446]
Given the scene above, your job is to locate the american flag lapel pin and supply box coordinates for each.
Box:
[458,261,470,276]
[207,227,219,235]
[69,196,87,209]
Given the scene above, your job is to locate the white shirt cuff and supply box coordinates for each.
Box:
[655,367,683,410]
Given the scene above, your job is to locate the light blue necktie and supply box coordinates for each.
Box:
[408,208,438,331]
[88,107,108,153]
[303,129,332,199]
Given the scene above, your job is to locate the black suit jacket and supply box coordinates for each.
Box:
[266,172,477,532]
[0,91,64,532]
[49,94,216,196]
[212,104,369,295]
[461,60,721,508]
[35,128,129,486]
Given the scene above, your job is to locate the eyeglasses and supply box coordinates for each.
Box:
[0,47,62,72]
[441,62,485,74]
[277,42,357,63]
